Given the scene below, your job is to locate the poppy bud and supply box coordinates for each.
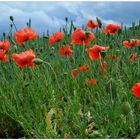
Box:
[121,102,132,116]
[10,16,14,21]
[10,24,13,28]
[43,36,49,40]
[73,27,77,31]
[63,42,67,45]
[64,72,68,77]
[26,22,29,27]
[100,51,106,58]
[3,32,6,40]
[29,18,32,28]
[33,58,44,65]
[96,17,102,28]
[65,17,68,22]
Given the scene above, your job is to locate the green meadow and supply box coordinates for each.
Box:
[0,17,140,138]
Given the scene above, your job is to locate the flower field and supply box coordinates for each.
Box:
[0,16,140,138]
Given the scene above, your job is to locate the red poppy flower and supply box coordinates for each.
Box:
[102,24,121,35]
[12,49,36,68]
[79,65,89,71]
[88,45,110,60]
[0,40,11,51]
[86,78,97,86]
[102,60,108,68]
[131,82,140,98]
[49,32,64,46]
[0,49,9,62]
[14,28,38,45]
[130,52,136,61]
[59,45,73,57]
[113,53,117,61]
[71,68,78,78]
[71,29,95,46]
[87,20,98,30]
[123,39,140,49]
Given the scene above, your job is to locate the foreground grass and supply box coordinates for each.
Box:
[0,21,140,138]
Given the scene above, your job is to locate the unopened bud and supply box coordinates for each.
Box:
[29,18,31,28]
[63,42,66,45]
[73,27,77,31]
[33,58,44,65]
[100,51,107,58]
[10,16,14,21]
[3,32,6,39]
[96,17,102,28]
[121,102,132,116]
[65,17,68,22]
[10,24,13,28]
[26,22,29,27]
[43,36,49,40]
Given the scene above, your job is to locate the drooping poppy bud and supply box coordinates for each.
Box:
[33,58,44,65]
[43,36,49,40]
[96,17,102,28]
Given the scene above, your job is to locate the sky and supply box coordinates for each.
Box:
[0,1,140,36]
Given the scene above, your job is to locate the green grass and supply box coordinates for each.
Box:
[0,19,140,138]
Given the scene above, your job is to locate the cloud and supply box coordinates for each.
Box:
[0,1,140,36]
[0,2,67,36]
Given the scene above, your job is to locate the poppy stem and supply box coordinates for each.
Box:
[99,58,103,70]
[82,43,86,62]
[11,21,18,31]
[99,58,108,77]
[44,61,65,94]
[8,27,13,37]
